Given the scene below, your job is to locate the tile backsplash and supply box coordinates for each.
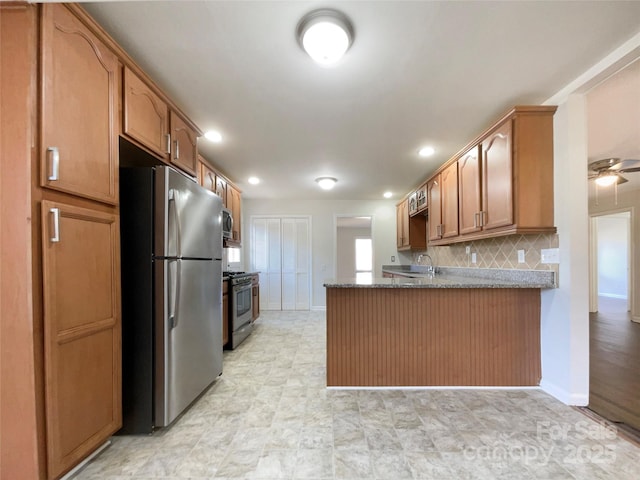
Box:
[414,233,559,273]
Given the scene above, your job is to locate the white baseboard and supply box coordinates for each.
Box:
[311,306,326,311]
[540,379,589,406]
[328,386,543,391]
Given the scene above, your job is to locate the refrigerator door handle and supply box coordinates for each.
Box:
[168,188,182,257]
[168,259,181,329]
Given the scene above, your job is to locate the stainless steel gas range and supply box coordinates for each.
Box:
[223,271,253,349]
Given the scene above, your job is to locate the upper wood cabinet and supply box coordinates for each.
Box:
[458,146,482,235]
[198,157,217,193]
[170,110,198,177]
[427,175,442,242]
[397,200,409,248]
[226,184,242,246]
[441,162,459,238]
[41,200,121,479]
[482,120,514,230]
[216,176,228,207]
[428,163,458,241]
[426,106,556,245]
[396,198,427,250]
[40,4,119,205]
[123,66,170,159]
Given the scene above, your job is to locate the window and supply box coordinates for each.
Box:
[227,247,241,270]
[355,238,372,282]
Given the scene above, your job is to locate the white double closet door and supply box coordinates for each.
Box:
[251,216,311,310]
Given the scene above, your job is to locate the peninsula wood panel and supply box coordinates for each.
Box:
[468,289,541,385]
[326,287,540,386]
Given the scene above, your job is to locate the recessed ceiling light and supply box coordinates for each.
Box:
[204,130,222,143]
[418,146,435,157]
[248,177,260,185]
[383,191,393,198]
[315,177,337,190]
[297,9,354,66]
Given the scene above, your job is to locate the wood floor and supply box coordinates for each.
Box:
[589,296,640,432]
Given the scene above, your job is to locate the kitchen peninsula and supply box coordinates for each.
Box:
[324,267,554,388]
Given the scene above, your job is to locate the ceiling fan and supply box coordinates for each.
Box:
[588,158,640,186]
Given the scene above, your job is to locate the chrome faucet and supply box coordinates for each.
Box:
[418,254,435,276]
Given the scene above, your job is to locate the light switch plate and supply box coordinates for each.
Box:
[471,253,477,264]
[517,249,525,263]
[465,246,471,254]
[541,248,560,264]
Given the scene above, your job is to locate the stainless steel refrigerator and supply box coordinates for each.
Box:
[119,165,223,434]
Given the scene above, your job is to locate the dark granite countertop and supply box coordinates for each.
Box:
[324,265,555,289]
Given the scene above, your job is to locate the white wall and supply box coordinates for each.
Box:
[596,214,629,298]
[541,32,640,405]
[539,97,590,406]
[243,199,397,309]
[337,227,371,279]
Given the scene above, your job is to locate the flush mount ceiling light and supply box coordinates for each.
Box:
[383,191,393,198]
[315,177,337,190]
[296,9,354,66]
[418,146,435,158]
[204,130,222,143]
[248,177,260,185]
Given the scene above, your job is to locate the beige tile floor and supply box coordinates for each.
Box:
[75,310,639,479]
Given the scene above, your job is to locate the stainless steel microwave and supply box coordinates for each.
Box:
[222,208,233,239]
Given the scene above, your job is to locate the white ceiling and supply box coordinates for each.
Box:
[82,1,640,200]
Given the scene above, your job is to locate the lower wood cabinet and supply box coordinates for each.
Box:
[41,201,121,478]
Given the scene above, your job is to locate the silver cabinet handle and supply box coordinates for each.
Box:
[47,147,59,181]
[165,134,171,154]
[173,139,180,160]
[474,213,479,228]
[481,211,487,227]
[50,208,60,243]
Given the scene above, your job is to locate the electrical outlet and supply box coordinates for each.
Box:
[517,249,525,263]
[465,246,471,254]
[391,256,396,262]
[471,253,477,264]
[541,248,560,264]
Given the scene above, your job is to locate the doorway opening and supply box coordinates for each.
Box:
[589,211,632,314]
[335,216,372,280]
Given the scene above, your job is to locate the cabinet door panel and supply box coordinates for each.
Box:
[427,175,442,241]
[226,185,242,244]
[170,111,198,176]
[199,161,216,193]
[396,202,404,247]
[441,163,459,238]
[216,176,227,206]
[458,147,482,235]
[123,67,169,159]
[41,201,121,478]
[41,4,118,204]
[482,121,514,230]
